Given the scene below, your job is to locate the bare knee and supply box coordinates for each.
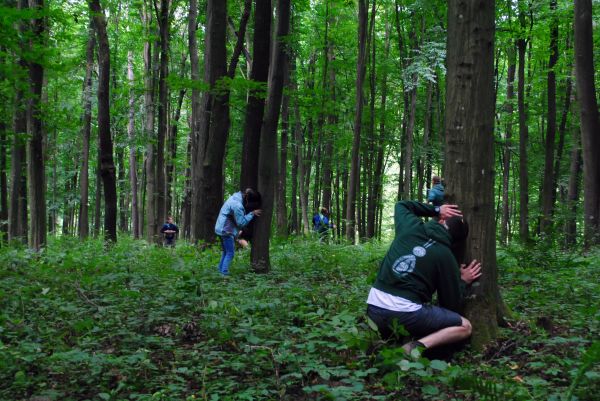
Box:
[460,317,472,337]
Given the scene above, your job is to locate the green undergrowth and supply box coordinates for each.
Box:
[0,237,599,400]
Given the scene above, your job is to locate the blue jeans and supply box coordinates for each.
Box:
[218,235,235,275]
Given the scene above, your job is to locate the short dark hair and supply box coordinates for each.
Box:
[243,188,262,210]
[432,175,441,184]
[446,216,469,263]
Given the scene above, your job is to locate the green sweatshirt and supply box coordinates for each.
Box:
[372,201,466,313]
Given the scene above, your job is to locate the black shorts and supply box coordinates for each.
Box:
[367,304,463,340]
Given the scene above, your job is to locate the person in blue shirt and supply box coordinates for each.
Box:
[427,176,445,207]
[160,216,179,247]
[312,207,334,242]
[214,188,262,275]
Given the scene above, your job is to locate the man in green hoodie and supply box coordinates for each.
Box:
[366,201,482,355]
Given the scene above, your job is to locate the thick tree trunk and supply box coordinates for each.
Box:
[251,0,290,272]
[127,51,140,238]
[240,0,272,190]
[574,0,600,247]
[365,2,377,239]
[79,23,95,239]
[345,0,368,242]
[517,8,529,241]
[193,0,230,244]
[501,46,516,244]
[540,0,559,234]
[445,0,503,348]
[155,0,170,238]
[27,0,46,250]
[90,0,117,243]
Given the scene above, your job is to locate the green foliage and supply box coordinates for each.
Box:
[1,238,599,400]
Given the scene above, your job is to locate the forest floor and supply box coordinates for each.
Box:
[1,237,599,401]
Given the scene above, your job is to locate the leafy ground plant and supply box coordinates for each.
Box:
[0,237,598,400]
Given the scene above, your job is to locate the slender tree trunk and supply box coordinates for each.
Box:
[252,0,290,272]
[365,2,377,239]
[9,0,29,243]
[79,23,95,239]
[501,45,516,244]
[574,0,600,247]
[143,1,157,243]
[517,7,529,241]
[292,62,310,234]
[240,0,272,190]
[0,123,7,240]
[417,81,433,203]
[346,0,368,242]
[27,0,46,250]
[127,51,140,238]
[564,121,581,248]
[276,68,290,237]
[94,143,102,236]
[188,0,199,241]
[90,0,117,243]
[155,0,171,238]
[445,0,503,348]
[552,72,572,204]
[290,124,299,234]
[540,0,559,234]
[166,87,185,217]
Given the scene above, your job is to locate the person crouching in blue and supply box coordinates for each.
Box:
[214,188,262,276]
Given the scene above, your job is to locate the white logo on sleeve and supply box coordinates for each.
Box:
[391,239,436,277]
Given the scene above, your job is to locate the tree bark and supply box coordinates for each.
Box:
[79,22,95,239]
[251,0,290,272]
[540,0,559,235]
[276,68,290,237]
[552,72,572,205]
[240,0,272,190]
[501,45,516,244]
[574,0,600,247]
[8,0,29,244]
[345,0,368,242]
[445,0,503,348]
[166,86,185,218]
[143,1,157,243]
[27,0,46,250]
[564,122,581,248]
[90,0,117,243]
[517,4,529,241]
[188,0,199,241]
[127,51,140,238]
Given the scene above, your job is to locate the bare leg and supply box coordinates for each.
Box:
[418,317,472,349]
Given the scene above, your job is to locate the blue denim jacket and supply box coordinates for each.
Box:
[214,192,254,237]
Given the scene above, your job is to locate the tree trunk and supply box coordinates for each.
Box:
[127,51,140,238]
[574,0,600,247]
[93,143,102,236]
[193,0,231,244]
[27,0,46,250]
[292,62,310,234]
[251,0,290,272]
[276,68,290,237]
[501,45,516,244]
[365,1,377,239]
[188,0,199,241]
[143,1,157,243]
[517,5,529,241]
[552,71,572,204]
[155,0,170,238]
[564,122,581,248]
[445,0,503,348]
[240,0,272,190]
[540,0,559,235]
[90,0,117,243]
[417,81,433,203]
[9,0,29,244]
[166,87,185,218]
[346,0,368,242]
[79,22,95,239]
[0,122,7,240]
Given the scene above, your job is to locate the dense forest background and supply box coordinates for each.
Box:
[1,0,600,399]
